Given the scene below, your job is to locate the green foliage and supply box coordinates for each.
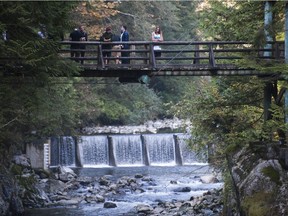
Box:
[170,76,266,166]
[0,2,80,160]
[261,166,281,186]
[93,82,164,125]
[10,164,23,176]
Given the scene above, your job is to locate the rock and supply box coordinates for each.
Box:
[99,176,111,186]
[12,155,31,168]
[103,201,117,208]
[58,166,76,176]
[135,204,153,213]
[44,179,66,194]
[173,187,191,192]
[82,118,191,135]
[135,174,143,178]
[200,175,218,184]
[10,196,24,215]
[56,198,81,206]
[57,166,77,182]
[77,176,93,186]
[238,159,283,196]
[95,195,105,203]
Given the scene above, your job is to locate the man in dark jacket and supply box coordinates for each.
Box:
[120,25,130,64]
[100,27,113,65]
[69,28,82,62]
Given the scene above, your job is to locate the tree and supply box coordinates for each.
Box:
[0,2,80,160]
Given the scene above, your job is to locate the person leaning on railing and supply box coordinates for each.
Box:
[152,26,163,57]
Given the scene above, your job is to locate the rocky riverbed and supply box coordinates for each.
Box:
[81,118,191,135]
[4,155,223,216]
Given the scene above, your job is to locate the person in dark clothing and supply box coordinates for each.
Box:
[100,27,113,65]
[79,25,88,64]
[69,28,82,62]
[120,25,130,64]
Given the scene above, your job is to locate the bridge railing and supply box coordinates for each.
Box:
[59,41,284,70]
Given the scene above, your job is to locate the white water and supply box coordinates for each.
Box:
[112,135,143,166]
[78,135,109,167]
[50,133,206,168]
[143,134,176,166]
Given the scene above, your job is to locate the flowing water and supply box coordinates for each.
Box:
[25,133,222,215]
[25,166,222,216]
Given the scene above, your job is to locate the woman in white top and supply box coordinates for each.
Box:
[152,26,163,57]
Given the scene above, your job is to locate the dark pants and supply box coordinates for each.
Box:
[71,46,80,63]
[71,51,80,63]
[80,46,86,64]
[80,51,85,64]
[121,48,130,64]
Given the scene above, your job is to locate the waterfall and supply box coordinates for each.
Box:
[48,133,206,167]
[112,135,143,166]
[78,136,109,167]
[143,134,175,166]
[50,136,76,167]
[177,134,199,165]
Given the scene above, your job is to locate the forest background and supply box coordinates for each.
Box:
[1,0,287,165]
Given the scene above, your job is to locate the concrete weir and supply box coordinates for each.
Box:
[26,133,205,169]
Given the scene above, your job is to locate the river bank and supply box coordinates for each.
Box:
[14,155,223,216]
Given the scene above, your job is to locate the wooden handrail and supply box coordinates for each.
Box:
[1,41,285,78]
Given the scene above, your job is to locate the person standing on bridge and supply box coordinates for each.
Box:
[69,27,82,63]
[120,25,130,64]
[100,26,113,65]
[79,25,88,65]
[152,26,163,57]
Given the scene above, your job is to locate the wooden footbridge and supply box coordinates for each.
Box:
[58,40,284,79]
[0,41,285,80]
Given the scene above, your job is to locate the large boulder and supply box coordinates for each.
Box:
[200,175,218,184]
[57,166,77,182]
[228,145,288,216]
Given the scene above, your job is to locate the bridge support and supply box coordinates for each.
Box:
[264,82,273,121]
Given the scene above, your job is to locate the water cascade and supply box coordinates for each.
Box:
[143,134,176,166]
[111,135,143,166]
[50,136,76,167]
[49,133,204,167]
[78,136,109,167]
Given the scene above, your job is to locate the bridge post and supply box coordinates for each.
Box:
[208,44,216,68]
[98,45,105,69]
[264,82,272,121]
[193,44,200,64]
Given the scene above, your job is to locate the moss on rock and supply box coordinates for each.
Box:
[261,166,281,186]
[242,191,274,216]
